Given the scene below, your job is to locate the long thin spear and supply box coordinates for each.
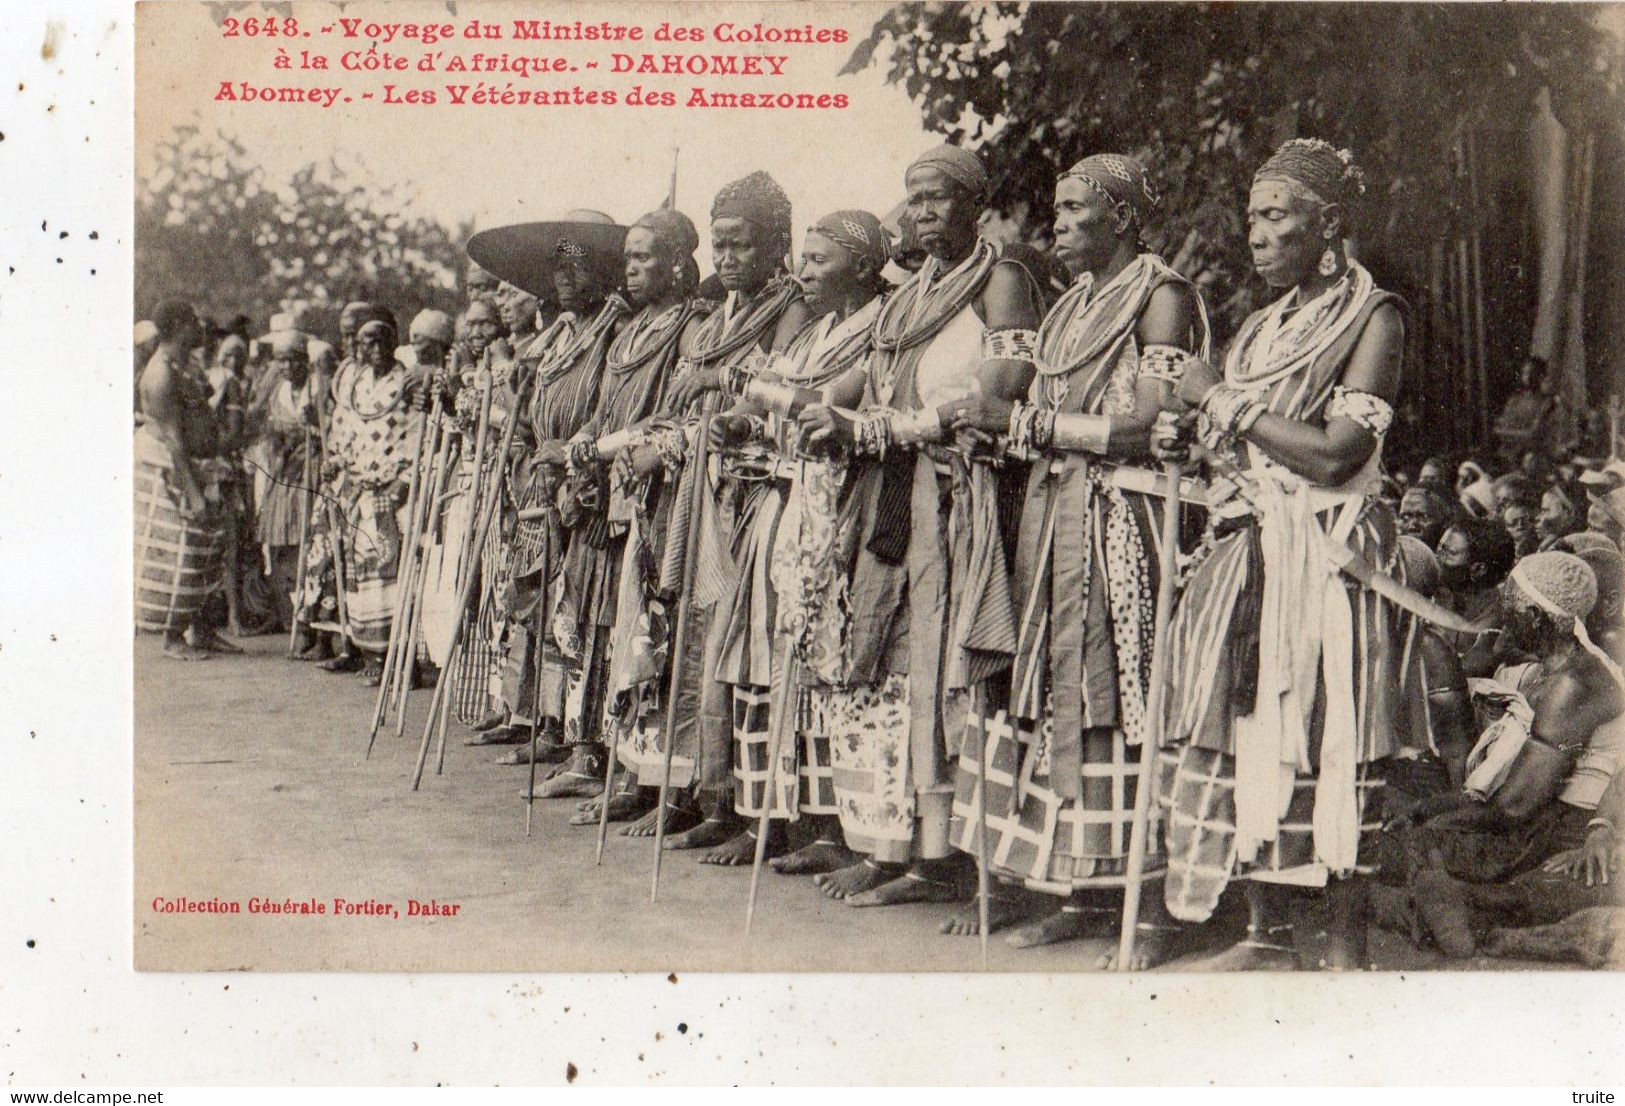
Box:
[394,411,457,737]
[367,394,435,745]
[651,415,713,899]
[287,429,314,657]
[411,362,530,788]
[525,502,551,837]
[1115,461,1184,971]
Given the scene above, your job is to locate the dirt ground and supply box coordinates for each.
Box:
[134,633,1534,973]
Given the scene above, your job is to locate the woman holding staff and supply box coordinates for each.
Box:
[1151,138,1407,970]
[795,144,1046,907]
[940,153,1208,961]
[521,208,709,803]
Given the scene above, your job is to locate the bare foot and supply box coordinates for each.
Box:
[1005,905,1114,949]
[940,895,1035,937]
[1096,927,1181,970]
[771,839,859,876]
[463,725,529,747]
[622,804,700,838]
[294,640,330,662]
[662,818,745,851]
[522,771,604,802]
[700,827,783,867]
[360,663,384,687]
[318,654,360,673]
[189,629,243,654]
[846,868,961,908]
[569,790,647,826]
[814,860,899,901]
[163,640,213,662]
[469,711,507,733]
[495,742,570,766]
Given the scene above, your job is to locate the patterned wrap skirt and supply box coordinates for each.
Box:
[133,431,223,633]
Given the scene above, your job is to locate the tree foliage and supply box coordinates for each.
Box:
[135,125,466,333]
[846,2,1620,336]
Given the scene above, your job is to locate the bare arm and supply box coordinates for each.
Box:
[1236,303,1403,486]
[137,359,206,509]
[972,261,1043,404]
[1107,283,1200,459]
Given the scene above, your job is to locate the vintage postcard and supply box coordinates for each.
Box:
[131,0,1625,980]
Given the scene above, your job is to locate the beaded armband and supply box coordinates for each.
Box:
[565,436,599,474]
[852,411,894,459]
[1005,402,1057,460]
[649,426,689,473]
[1200,385,1265,444]
[1139,344,1195,385]
[982,327,1038,364]
[1326,385,1393,436]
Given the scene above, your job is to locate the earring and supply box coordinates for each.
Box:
[1318,247,1340,277]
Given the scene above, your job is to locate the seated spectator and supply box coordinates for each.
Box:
[1397,484,1457,549]
[1382,551,1622,896]
[1559,538,1624,663]
[1399,759,1625,963]
[1386,537,1474,808]
[1535,478,1588,551]
[1437,516,1516,677]
[1456,458,1498,519]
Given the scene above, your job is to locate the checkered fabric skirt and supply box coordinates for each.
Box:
[1160,744,1385,923]
[731,685,839,820]
[134,457,222,633]
[950,707,1165,893]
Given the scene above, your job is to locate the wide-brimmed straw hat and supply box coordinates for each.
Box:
[466,211,626,299]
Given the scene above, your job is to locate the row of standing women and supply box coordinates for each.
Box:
[285,135,1434,968]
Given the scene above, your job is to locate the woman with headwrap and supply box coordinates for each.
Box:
[250,329,320,644]
[690,208,894,874]
[586,172,811,851]
[1150,138,1407,969]
[520,208,709,803]
[793,143,1047,908]
[1374,551,1624,955]
[460,212,631,753]
[324,311,424,684]
[932,153,1208,958]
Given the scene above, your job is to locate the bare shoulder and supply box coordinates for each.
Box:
[1137,281,1199,350]
[977,261,1042,329]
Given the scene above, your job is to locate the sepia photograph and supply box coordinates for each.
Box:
[126,0,1625,980]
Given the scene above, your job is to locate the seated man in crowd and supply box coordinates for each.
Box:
[1436,516,1516,677]
[1374,551,1623,956]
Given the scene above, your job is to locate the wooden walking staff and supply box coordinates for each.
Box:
[393,409,457,737]
[411,365,528,788]
[525,496,551,838]
[1115,460,1184,972]
[287,428,315,657]
[439,367,531,777]
[650,415,714,898]
[367,393,436,745]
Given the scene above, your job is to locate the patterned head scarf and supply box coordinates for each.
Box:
[907,143,990,200]
[1253,138,1368,208]
[711,170,793,250]
[1559,531,1621,558]
[809,209,889,272]
[1060,153,1161,228]
[632,208,701,294]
